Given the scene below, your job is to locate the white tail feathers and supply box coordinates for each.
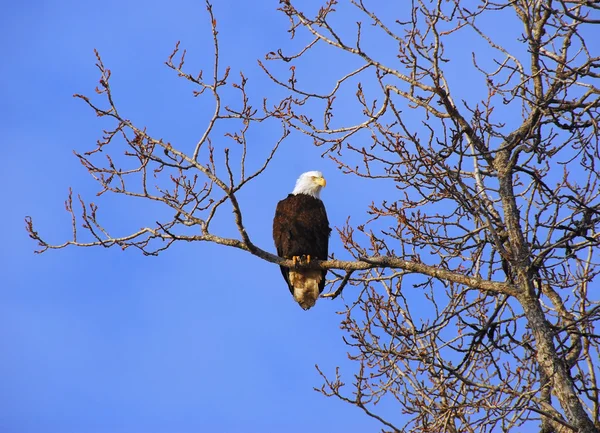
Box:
[289,270,322,310]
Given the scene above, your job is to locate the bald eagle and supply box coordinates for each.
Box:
[273,171,331,310]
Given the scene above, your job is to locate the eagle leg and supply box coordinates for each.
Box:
[292,255,312,268]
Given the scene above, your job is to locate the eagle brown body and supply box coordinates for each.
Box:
[273,174,331,310]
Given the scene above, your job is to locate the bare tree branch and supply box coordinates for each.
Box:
[27,0,600,431]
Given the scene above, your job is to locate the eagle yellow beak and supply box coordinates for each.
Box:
[316,177,326,187]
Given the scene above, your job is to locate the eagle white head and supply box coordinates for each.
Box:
[292,171,326,199]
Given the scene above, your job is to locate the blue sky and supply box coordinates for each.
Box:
[1,1,389,432]
[1,0,572,432]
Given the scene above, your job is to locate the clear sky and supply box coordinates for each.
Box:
[0,1,390,432]
[0,1,538,432]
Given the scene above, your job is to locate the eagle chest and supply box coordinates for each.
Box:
[273,194,329,259]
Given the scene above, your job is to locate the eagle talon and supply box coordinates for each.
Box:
[306,254,311,264]
[292,256,300,267]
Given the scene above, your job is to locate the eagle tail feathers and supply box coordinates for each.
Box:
[289,270,322,310]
